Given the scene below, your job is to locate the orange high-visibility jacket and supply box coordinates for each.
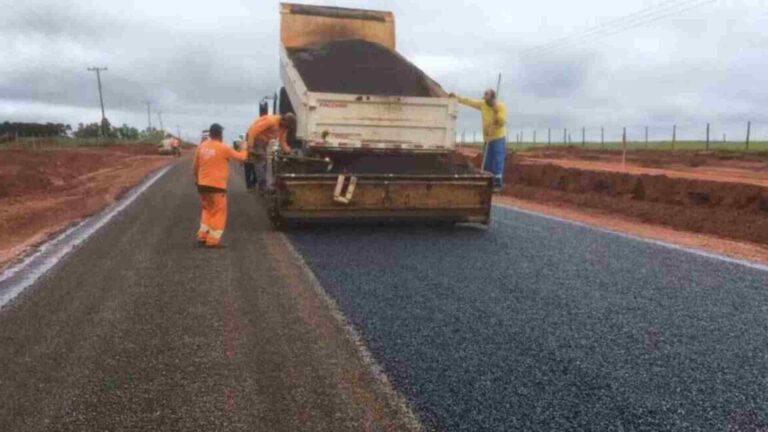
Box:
[246,115,289,153]
[194,138,247,190]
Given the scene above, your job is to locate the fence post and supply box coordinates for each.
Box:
[601,127,604,149]
[706,123,710,151]
[582,127,586,147]
[521,130,524,145]
[533,130,537,145]
[622,127,627,170]
[746,121,751,151]
[672,124,676,150]
[563,128,567,146]
[645,126,648,148]
[548,128,551,147]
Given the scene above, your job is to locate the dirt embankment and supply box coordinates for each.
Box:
[522,148,768,188]
[0,145,180,268]
[470,150,768,247]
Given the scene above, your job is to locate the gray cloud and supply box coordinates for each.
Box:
[2,0,767,143]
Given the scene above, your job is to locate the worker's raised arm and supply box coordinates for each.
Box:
[494,102,507,127]
[225,142,248,162]
[455,95,484,110]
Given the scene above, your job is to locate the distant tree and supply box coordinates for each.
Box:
[115,124,140,140]
[141,128,165,142]
[73,122,103,138]
[0,121,71,137]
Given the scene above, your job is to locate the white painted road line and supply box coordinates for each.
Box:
[0,165,173,309]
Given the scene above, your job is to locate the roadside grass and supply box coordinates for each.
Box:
[459,140,768,153]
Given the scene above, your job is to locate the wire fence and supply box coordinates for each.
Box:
[456,122,768,152]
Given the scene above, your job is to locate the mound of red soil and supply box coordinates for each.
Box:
[288,39,440,97]
[496,154,768,245]
[0,145,176,267]
[0,145,157,199]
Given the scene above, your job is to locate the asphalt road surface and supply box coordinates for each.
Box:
[3,160,768,431]
[0,161,415,431]
[288,207,768,431]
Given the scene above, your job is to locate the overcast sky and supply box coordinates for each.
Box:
[1,0,766,143]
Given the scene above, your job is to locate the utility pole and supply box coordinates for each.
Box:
[145,102,152,131]
[176,125,181,140]
[158,111,165,132]
[582,127,585,147]
[563,128,567,145]
[706,123,710,151]
[87,66,108,137]
[547,128,551,146]
[746,121,751,151]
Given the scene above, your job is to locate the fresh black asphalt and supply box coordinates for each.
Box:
[288,206,768,431]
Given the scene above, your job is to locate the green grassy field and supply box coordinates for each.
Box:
[458,140,768,153]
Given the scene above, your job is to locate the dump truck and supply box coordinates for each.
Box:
[266,3,493,226]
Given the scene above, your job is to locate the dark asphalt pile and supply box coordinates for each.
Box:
[288,207,768,431]
[0,162,415,431]
[288,39,438,97]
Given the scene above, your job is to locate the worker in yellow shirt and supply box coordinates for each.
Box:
[193,123,249,248]
[450,89,507,191]
[245,113,297,191]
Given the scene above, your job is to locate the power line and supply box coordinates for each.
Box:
[525,0,715,59]
[86,66,108,137]
[524,0,696,54]
[523,0,716,58]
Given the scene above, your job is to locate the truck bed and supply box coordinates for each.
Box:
[271,2,493,227]
[287,39,440,97]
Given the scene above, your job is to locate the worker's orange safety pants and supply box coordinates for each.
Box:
[197,192,227,247]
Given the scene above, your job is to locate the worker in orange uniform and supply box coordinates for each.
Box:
[193,123,249,248]
[245,113,297,192]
